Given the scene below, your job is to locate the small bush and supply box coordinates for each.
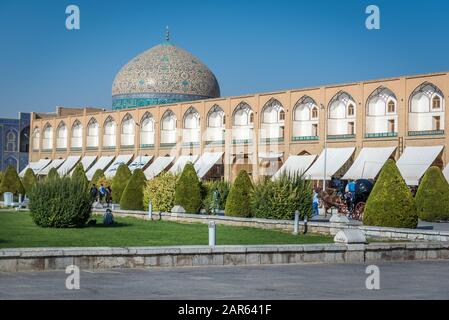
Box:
[120,169,147,210]
[174,162,202,213]
[143,172,177,212]
[112,164,131,203]
[22,168,37,195]
[225,170,253,217]
[72,163,88,187]
[415,166,449,221]
[47,168,59,180]
[91,169,106,186]
[28,176,93,228]
[202,180,231,214]
[0,165,25,196]
[251,173,312,220]
[363,159,418,228]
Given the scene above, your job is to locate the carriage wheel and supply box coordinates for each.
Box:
[352,202,365,221]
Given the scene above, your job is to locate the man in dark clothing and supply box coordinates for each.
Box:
[90,185,98,202]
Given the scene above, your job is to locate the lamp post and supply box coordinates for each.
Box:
[320,103,327,191]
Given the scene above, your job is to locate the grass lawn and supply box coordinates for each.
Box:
[0,211,333,248]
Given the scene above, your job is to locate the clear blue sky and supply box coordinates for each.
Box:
[1,0,449,118]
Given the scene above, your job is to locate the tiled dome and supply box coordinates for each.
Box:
[112,42,220,110]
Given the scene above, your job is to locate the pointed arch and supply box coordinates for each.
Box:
[160,109,177,145]
[56,121,67,149]
[42,122,53,150]
[121,113,135,146]
[365,86,398,137]
[183,107,200,129]
[327,91,357,137]
[232,101,253,126]
[71,119,83,149]
[4,129,17,152]
[103,116,117,148]
[207,104,225,127]
[86,117,99,148]
[32,127,40,151]
[140,112,155,147]
[292,95,319,139]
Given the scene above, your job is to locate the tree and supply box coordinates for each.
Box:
[225,170,253,217]
[143,172,177,212]
[22,168,38,195]
[0,165,25,196]
[0,171,3,186]
[363,159,418,228]
[71,162,88,187]
[47,167,59,180]
[415,166,449,221]
[91,169,106,187]
[173,162,202,213]
[120,169,147,210]
[112,164,131,203]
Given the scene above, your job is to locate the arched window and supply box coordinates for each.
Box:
[387,100,396,113]
[20,126,29,153]
[261,98,285,140]
[328,91,356,137]
[103,116,116,148]
[365,86,398,137]
[71,120,83,149]
[293,96,319,139]
[86,118,99,148]
[160,110,177,144]
[32,127,40,151]
[121,114,135,146]
[207,105,225,128]
[311,107,318,119]
[140,112,155,146]
[42,123,53,150]
[347,104,355,116]
[183,107,200,129]
[56,122,67,149]
[232,102,254,143]
[5,130,17,152]
[433,96,441,110]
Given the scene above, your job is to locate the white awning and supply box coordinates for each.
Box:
[443,164,449,184]
[397,145,444,186]
[104,154,134,178]
[272,155,317,180]
[342,147,396,180]
[78,155,97,174]
[304,147,355,180]
[194,152,224,179]
[86,156,115,180]
[168,155,199,174]
[19,159,52,177]
[57,156,81,176]
[128,156,153,172]
[144,156,175,179]
[258,152,283,160]
[38,158,66,175]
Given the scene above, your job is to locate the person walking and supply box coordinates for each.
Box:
[312,189,319,217]
[90,184,98,203]
[105,186,112,207]
[99,184,106,205]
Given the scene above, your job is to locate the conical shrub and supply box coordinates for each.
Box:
[363,159,418,228]
[120,169,147,210]
[174,162,202,213]
[47,167,59,180]
[0,165,25,195]
[22,168,37,195]
[71,162,88,187]
[415,166,449,221]
[225,170,253,217]
[112,164,131,203]
[91,169,105,187]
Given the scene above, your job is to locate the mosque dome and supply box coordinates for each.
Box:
[112,35,220,110]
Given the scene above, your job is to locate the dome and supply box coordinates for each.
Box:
[112,41,220,110]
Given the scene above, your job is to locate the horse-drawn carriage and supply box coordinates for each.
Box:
[318,179,373,220]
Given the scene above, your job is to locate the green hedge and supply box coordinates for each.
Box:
[225,170,253,217]
[120,169,147,210]
[363,159,418,228]
[91,169,106,187]
[0,165,25,196]
[202,180,230,214]
[22,168,37,195]
[251,173,312,220]
[143,172,177,212]
[112,164,131,203]
[173,162,202,213]
[28,176,92,228]
[415,166,449,221]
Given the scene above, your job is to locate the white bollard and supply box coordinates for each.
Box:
[209,221,216,246]
[148,201,153,220]
[293,210,299,235]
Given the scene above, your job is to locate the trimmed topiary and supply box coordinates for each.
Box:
[415,166,449,222]
[28,176,92,228]
[112,164,131,203]
[91,169,106,187]
[174,162,202,213]
[47,167,59,180]
[22,168,37,195]
[363,159,418,228]
[225,170,253,217]
[143,172,177,212]
[0,165,25,196]
[120,169,147,210]
[71,163,88,187]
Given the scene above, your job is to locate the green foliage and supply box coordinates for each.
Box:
[0,165,25,196]
[251,173,312,220]
[47,168,59,181]
[225,170,253,217]
[0,171,3,185]
[415,166,449,221]
[143,172,177,212]
[112,164,132,203]
[202,180,231,214]
[120,169,147,210]
[28,176,93,228]
[71,163,88,187]
[91,169,105,187]
[174,162,202,213]
[22,168,37,195]
[363,159,418,228]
